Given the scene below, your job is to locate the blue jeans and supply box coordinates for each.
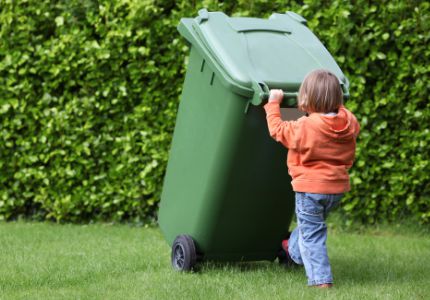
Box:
[288,192,343,286]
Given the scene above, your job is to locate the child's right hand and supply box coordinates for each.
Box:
[269,89,283,104]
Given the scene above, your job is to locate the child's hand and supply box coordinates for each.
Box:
[269,89,283,104]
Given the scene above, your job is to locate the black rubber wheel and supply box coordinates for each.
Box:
[171,235,197,271]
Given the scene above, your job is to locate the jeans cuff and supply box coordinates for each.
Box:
[308,278,333,286]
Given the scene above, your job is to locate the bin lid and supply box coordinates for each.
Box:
[178,9,349,105]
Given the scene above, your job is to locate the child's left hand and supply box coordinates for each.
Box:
[269,89,283,104]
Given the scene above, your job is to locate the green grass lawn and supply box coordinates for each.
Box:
[0,221,429,300]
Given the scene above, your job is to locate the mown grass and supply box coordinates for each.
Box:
[0,221,428,300]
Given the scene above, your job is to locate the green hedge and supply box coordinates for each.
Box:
[0,0,429,224]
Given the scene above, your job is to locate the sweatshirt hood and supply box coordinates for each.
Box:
[311,106,357,141]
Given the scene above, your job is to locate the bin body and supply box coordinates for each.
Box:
[158,10,348,262]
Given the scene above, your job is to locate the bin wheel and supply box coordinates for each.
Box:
[171,235,197,271]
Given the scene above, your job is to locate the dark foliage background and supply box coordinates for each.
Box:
[0,0,429,224]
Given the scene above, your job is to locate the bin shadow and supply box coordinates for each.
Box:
[195,260,303,273]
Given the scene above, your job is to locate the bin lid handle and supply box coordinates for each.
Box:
[227,18,291,34]
[245,82,297,113]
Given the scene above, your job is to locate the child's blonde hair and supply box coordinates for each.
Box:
[298,69,343,113]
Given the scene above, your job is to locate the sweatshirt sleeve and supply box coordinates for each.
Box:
[263,102,301,150]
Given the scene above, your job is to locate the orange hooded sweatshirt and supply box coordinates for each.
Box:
[264,102,360,194]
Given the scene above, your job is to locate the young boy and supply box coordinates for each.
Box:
[264,69,360,288]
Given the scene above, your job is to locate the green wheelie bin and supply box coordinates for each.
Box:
[158,9,349,271]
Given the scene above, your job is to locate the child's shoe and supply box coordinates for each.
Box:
[277,239,298,267]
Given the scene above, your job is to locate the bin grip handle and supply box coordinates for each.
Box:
[260,91,298,107]
[260,90,350,106]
